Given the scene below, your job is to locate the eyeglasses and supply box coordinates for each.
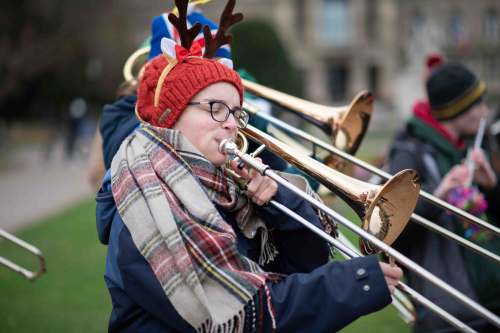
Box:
[187,101,250,129]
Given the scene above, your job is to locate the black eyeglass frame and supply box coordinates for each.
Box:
[187,101,251,129]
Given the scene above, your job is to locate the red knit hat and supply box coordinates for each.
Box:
[137,56,244,128]
[136,0,244,128]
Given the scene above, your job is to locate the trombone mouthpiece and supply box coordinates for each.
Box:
[219,138,238,155]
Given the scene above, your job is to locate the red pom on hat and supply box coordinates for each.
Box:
[426,53,444,70]
[137,56,244,128]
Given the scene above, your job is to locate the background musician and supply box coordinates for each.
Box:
[388,62,500,332]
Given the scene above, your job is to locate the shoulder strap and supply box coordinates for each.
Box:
[390,129,427,184]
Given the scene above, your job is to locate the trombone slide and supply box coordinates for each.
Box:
[0,228,45,281]
[271,201,476,333]
[246,105,500,263]
[219,138,500,330]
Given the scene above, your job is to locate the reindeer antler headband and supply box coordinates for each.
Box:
[154,0,243,108]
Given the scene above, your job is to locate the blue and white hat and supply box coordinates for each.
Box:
[149,3,231,61]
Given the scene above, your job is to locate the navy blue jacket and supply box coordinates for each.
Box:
[97,96,392,332]
[100,95,139,170]
[96,179,391,333]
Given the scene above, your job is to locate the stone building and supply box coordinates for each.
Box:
[202,0,500,125]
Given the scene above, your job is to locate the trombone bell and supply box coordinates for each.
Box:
[241,79,373,157]
[240,125,421,255]
[123,46,151,82]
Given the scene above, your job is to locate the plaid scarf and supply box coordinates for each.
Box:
[111,124,284,333]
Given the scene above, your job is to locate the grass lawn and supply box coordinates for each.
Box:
[0,196,411,332]
[0,197,111,332]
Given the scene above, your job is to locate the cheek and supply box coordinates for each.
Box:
[185,120,219,152]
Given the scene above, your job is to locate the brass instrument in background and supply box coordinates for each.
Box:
[0,228,45,281]
[123,47,150,83]
[242,79,373,159]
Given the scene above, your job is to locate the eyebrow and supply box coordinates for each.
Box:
[200,98,228,104]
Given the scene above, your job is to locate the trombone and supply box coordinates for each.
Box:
[122,46,494,330]
[0,228,45,281]
[219,128,500,331]
[242,100,500,265]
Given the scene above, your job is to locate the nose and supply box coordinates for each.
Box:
[222,113,238,133]
[480,102,489,117]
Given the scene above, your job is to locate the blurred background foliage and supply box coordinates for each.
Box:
[230,21,303,98]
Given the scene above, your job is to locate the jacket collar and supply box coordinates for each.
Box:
[411,100,466,150]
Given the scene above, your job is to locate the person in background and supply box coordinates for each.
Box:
[388,61,500,332]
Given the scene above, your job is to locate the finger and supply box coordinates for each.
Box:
[248,158,264,181]
[253,176,274,201]
[255,181,278,206]
[247,172,263,198]
[380,263,403,279]
[388,285,395,295]
[472,149,485,158]
[385,276,400,286]
[230,159,250,179]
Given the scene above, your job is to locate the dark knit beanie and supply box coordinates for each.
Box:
[427,64,486,120]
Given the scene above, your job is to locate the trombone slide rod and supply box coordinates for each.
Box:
[269,201,476,333]
[251,110,500,238]
[410,214,500,264]
[0,228,45,281]
[260,169,500,328]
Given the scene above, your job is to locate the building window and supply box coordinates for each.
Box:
[484,9,499,44]
[296,0,306,41]
[366,0,378,41]
[449,10,469,50]
[409,10,425,38]
[320,0,351,46]
[327,65,348,101]
[485,56,500,79]
[368,65,378,95]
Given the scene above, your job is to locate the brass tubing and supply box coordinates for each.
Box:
[240,125,421,255]
[241,81,373,157]
[245,107,500,252]
[272,202,475,333]
[0,228,45,281]
[219,140,500,329]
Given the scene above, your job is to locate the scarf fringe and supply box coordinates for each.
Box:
[258,230,278,266]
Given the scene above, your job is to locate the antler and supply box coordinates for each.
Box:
[168,0,202,49]
[203,0,244,59]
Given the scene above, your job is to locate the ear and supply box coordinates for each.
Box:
[161,38,177,64]
[218,58,234,70]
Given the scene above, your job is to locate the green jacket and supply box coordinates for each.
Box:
[404,115,500,311]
